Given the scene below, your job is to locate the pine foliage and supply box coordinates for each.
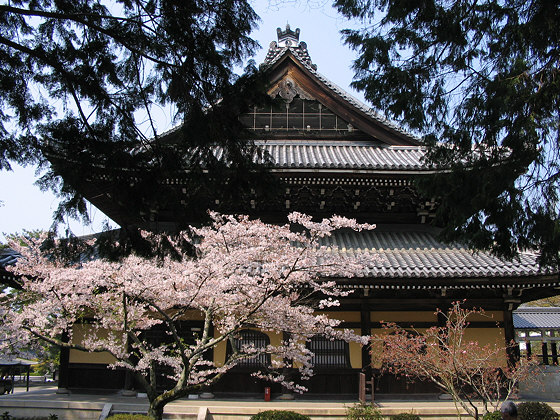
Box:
[335,0,560,266]
[0,0,271,230]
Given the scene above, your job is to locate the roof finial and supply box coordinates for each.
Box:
[276,24,300,47]
[264,26,316,70]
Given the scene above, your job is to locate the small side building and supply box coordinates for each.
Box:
[515,307,560,400]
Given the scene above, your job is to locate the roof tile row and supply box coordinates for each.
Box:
[257,141,426,171]
[514,308,560,329]
[324,229,546,279]
[0,230,549,281]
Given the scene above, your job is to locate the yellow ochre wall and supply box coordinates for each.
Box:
[348,329,361,368]
[69,324,117,364]
[69,310,507,369]
[372,311,437,323]
[69,311,205,365]
[369,311,508,368]
[371,310,504,323]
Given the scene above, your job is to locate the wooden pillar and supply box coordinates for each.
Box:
[361,299,371,373]
[542,342,549,365]
[360,297,374,399]
[551,342,558,365]
[123,370,134,392]
[526,341,532,358]
[359,372,366,404]
[503,309,520,363]
[57,330,70,392]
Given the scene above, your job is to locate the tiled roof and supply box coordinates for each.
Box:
[0,248,18,268]
[256,141,426,171]
[1,228,553,283]
[513,308,560,329]
[265,43,316,70]
[0,358,38,366]
[0,248,18,282]
[324,227,551,280]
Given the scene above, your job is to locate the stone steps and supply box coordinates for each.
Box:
[2,386,560,420]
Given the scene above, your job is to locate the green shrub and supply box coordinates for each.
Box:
[1,415,58,420]
[12,418,57,420]
[106,415,152,420]
[482,412,502,420]
[518,401,559,420]
[250,410,311,420]
[392,414,420,420]
[345,404,383,420]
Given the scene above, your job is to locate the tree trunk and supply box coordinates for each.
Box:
[147,403,164,420]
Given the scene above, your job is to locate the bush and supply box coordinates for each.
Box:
[106,415,152,420]
[482,412,502,420]
[250,410,311,420]
[0,413,58,420]
[345,404,383,420]
[392,414,420,420]
[518,401,559,420]
[0,415,57,420]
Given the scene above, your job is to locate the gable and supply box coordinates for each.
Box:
[247,50,420,146]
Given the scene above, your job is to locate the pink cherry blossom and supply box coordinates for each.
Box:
[1,213,374,420]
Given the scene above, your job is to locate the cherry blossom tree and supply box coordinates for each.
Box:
[1,213,373,420]
[374,302,536,420]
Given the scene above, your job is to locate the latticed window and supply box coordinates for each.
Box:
[228,329,271,368]
[239,98,354,133]
[309,336,350,368]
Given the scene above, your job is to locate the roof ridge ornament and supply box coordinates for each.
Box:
[264,25,317,70]
[277,24,300,46]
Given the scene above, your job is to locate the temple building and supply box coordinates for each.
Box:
[3,26,559,398]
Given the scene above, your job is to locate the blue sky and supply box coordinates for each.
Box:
[0,1,367,240]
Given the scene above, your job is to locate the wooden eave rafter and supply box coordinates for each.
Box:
[264,51,421,147]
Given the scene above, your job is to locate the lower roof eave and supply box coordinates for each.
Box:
[331,274,560,290]
[270,168,436,176]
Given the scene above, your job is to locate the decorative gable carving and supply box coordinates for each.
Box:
[269,77,315,103]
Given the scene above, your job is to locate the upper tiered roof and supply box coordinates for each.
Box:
[255,141,426,172]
